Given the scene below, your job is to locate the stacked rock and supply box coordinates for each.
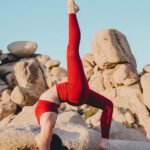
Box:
[0,29,150,149]
[140,64,150,110]
[0,51,17,94]
[82,29,150,140]
[0,41,67,122]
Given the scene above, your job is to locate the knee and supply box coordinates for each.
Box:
[109,100,114,109]
[105,100,114,112]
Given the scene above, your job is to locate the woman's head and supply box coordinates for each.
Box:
[51,134,68,150]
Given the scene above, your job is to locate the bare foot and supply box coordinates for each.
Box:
[73,0,80,13]
[67,0,80,14]
[99,138,110,150]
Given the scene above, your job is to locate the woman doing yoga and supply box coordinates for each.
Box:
[35,0,113,150]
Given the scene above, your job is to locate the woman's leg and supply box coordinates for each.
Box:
[56,0,89,105]
[86,89,114,139]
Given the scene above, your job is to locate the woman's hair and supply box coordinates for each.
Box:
[51,134,68,150]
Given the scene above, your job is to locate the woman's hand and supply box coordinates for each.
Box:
[99,138,110,150]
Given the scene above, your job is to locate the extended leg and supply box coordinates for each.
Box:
[56,1,89,105]
[86,89,113,139]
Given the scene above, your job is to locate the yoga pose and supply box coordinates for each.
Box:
[35,0,113,149]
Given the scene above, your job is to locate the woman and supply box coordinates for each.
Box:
[35,0,113,149]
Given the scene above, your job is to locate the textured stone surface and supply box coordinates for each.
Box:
[55,112,101,150]
[141,73,150,109]
[82,53,95,67]
[109,139,150,150]
[5,73,16,88]
[89,71,105,93]
[8,106,37,126]
[143,64,150,73]
[0,114,15,128]
[0,53,17,64]
[0,29,150,150]
[50,67,67,76]
[13,59,46,100]
[7,41,38,57]
[0,109,102,150]
[11,86,37,107]
[0,79,5,85]
[1,89,12,103]
[0,85,9,94]
[113,107,126,124]
[102,85,150,139]
[0,101,17,121]
[112,64,139,86]
[45,59,60,69]
[0,124,149,150]
[103,64,139,88]
[36,54,50,66]
[86,110,102,127]
[124,110,135,124]
[0,63,14,76]
[0,125,39,150]
[92,29,137,69]
[83,66,94,80]
[45,67,67,88]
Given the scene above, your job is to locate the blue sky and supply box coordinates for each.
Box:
[0,0,150,72]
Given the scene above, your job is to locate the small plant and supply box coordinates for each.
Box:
[82,108,98,120]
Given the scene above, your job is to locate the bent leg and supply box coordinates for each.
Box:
[56,13,89,105]
[86,89,113,138]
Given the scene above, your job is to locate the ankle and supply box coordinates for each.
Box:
[67,1,75,14]
[68,8,75,14]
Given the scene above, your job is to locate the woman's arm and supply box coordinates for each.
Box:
[35,112,57,150]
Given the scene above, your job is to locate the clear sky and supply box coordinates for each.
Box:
[0,0,150,72]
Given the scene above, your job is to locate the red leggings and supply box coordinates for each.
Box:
[56,14,113,138]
